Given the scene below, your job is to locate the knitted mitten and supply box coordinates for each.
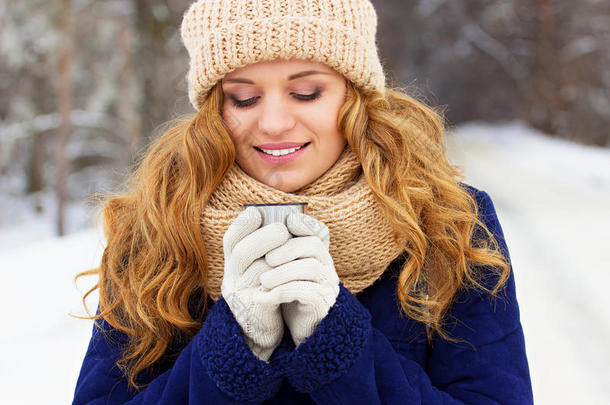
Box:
[260,212,340,347]
[221,207,291,361]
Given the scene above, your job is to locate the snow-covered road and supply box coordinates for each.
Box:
[0,228,103,405]
[1,121,608,404]
[447,122,610,404]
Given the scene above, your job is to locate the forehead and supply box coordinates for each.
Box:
[224,58,338,79]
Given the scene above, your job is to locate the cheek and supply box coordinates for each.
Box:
[222,107,249,145]
[319,103,344,139]
[322,92,344,127]
[222,104,238,132]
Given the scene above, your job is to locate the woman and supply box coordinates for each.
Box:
[73,0,533,403]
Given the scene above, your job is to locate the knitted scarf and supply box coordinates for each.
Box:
[201,144,405,301]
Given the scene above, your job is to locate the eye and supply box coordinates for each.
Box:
[293,91,321,102]
[230,96,259,108]
[230,91,322,109]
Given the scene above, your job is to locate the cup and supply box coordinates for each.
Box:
[244,202,307,227]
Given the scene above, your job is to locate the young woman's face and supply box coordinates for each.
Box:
[221,58,348,193]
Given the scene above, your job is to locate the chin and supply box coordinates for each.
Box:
[269,176,311,193]
[272,182,302,193]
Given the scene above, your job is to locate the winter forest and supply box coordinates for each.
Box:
[1,1,609,404]
[2,0,609,235]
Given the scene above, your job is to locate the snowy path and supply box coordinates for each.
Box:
[447,122,610,405]
[0,228,103,405]
[1,121,609,404]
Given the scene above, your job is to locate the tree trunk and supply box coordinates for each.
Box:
[133,0,156,150]
[526,0,566,135]
[26,132,45,194]
[56,0,74,236]
[118,23,141,164]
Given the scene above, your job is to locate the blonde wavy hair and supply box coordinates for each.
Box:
[74,80,511,389]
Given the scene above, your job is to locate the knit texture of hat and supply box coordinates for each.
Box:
[180,0,386,110]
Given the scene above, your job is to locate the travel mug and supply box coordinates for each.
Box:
[244,202,307,227]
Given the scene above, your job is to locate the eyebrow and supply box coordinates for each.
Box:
[223,70,330,84]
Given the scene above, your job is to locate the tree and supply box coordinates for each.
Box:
[56,0,74,236]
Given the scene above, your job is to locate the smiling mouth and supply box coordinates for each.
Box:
[254,142,311,155]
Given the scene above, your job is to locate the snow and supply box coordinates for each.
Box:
[447,121,610,405]
[0,226,103,405]
[1,120,609,404]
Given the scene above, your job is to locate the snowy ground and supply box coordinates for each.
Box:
[0,228,103,405]
[1,121,609,404]
[447,121,610,405]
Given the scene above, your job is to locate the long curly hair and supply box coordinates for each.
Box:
[74,79,510,390]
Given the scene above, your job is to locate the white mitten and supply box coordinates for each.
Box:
[221,206,291,361]
[259,213,340,347]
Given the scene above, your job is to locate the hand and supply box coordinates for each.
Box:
[221,206,291,361]
[259,213,340,347]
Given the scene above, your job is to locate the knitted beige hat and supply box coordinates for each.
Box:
[180,0,386,110]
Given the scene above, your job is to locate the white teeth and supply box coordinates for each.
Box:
[260,145,304,156]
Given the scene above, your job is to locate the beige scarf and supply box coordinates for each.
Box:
[201,144,405,301]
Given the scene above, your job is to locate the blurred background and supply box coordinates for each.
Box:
[1,0,609,403]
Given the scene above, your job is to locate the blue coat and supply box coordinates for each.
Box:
[72,185,533,404]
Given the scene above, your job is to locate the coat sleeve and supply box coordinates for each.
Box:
[280,190,533,404]
[72,297,284,404]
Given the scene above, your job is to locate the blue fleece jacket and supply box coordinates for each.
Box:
[72,185,533,404]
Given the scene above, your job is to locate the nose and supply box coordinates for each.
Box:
[257,93,296,136]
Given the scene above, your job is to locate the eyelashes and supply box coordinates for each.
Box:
[229,90,322,109]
